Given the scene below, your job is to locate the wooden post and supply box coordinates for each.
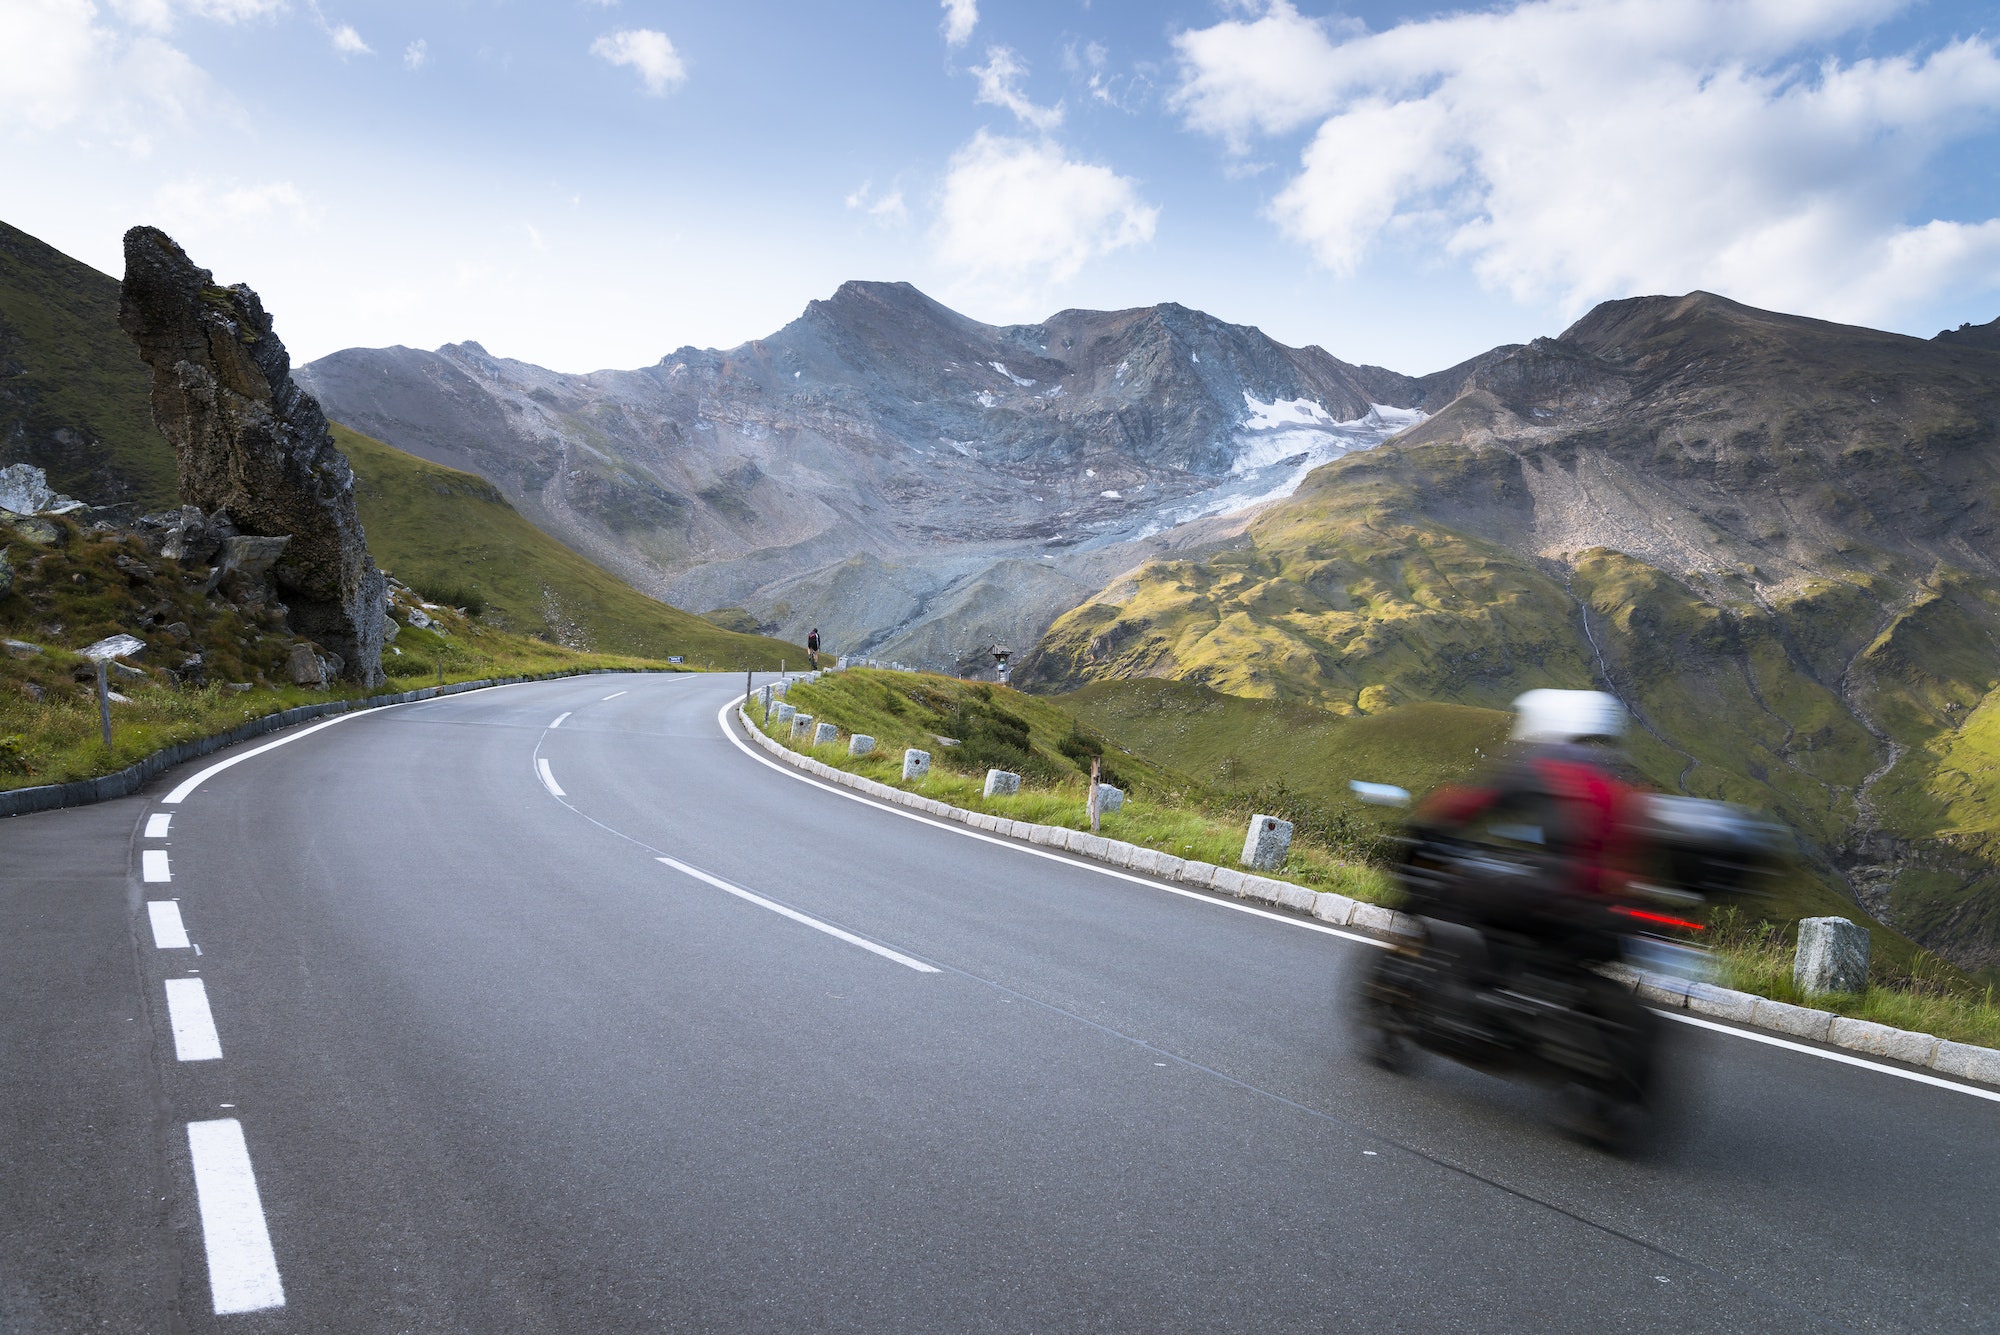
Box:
[96,659,113,749]
[744,667,753,714]
[1088,755,1101,832]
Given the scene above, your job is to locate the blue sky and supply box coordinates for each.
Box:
[4,0,1999,377]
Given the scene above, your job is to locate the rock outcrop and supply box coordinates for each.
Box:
[119,227,385,684]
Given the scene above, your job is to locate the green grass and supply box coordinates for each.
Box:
[338,424,799,668]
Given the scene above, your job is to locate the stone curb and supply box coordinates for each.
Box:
[0,667,668,820]
[743,705,2000,1090]
[1601,965,2000,1089]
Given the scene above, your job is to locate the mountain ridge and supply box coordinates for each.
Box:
[297,279,1433,670]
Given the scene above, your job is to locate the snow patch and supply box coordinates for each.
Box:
[1100,489,1121,499]
[975,391,999,408]
[989,361,1036,387]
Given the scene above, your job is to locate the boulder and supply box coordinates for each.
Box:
[984,769,1020,798]
[287,642,326,687]
[120,227,386,685]
[0,512,60,545]
[0,463,84,516]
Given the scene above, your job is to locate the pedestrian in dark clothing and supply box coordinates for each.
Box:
[806,627,821,669]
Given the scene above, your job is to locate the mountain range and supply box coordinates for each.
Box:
[295,282,1432,671]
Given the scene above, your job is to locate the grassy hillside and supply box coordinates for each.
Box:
[338,424,798,667]
[0,511,686,791]
[1024,294,2000,975]
[0,221,177,508]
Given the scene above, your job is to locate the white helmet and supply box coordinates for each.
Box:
[1510,688,1626,744]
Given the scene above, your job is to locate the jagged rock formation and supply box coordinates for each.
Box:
[297,282,1424,669]
[119,227,386,685]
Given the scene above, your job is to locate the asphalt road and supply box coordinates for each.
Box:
[3,672,1997,1333]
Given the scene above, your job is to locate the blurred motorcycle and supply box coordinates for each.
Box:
[1353,710,1784,1150]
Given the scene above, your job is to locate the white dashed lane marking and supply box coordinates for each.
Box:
[148,901,191,949]
[145,813,172,838]
[656,855,940,974]
[165,978,223,1061]
[602,691,627,701]
[537,758,566,798]
[142,849,171,882]
[550,712,572,729]
[186,1119,285,1314]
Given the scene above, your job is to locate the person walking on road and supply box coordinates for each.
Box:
[806,627,821,669]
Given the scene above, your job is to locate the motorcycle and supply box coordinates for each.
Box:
[1355,793,1783,1150]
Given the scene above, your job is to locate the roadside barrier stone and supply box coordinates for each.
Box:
[1796,916,1869,994]
[1242,814,1293,870]
[1094,783,1124,814]
[790,713,814,741]
[983,769,1020,798]
[849,734,875,756]
[814,722,838,746]
[903,748,931,780]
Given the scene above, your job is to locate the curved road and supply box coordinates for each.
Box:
[3,672,1996,1332]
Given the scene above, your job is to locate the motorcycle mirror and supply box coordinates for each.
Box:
[1351,781,1411,807]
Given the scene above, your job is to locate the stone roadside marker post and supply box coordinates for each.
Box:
[1095,784,1125,815]
[1242,814,1293,871]
[814,722,838,746]
[1796,917,1870,994]
[903,749,931,780]
[791,713,814,741]
[774,702,796,726]
[984,769,1020,798]
[849,735,875,756]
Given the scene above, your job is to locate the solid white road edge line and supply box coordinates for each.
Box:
[142,848,170,882]
[1659,1011,2000,1103]
[160,675,565,805]
[165,977,223,1061]
[656,854,940,974]
[148,900,191,949]
[537,758,566,798]
[186,1119,285,1314]
[718,696,2000,1104]
[602,691,627,700]
[145,813,171,838]
[716,696,1383,948]
[550,712,572,728]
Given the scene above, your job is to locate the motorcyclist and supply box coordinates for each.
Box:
[1404,689,1646,974]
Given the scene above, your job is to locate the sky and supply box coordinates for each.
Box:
[3,0,1999,377]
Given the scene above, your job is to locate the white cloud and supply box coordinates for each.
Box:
[327,22,368,55]
[941,0,977,49]
[845,180,908,225]
[0,2,219,152]
[933,130,1158,286]
[591,28,686,96]
[153,176,313,229]
[403,38,426,71]
[182,0,284,19]
[972,46,1062,131]
[1172,0,2000,325]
